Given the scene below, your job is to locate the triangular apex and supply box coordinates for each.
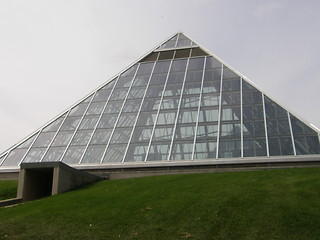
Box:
[156,33,198,50]
[1,33,320,169]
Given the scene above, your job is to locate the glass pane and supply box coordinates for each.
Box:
[60,117,81,131]
[92,89,111,102]
[124,143,149,162]
[102,144,127,163]
[149,73,167,86]
[136,62,154,76]
[197,124,218,140]
[69,103,90,117]
[136,112,158,126]
[17,134,37,149]
[194,141,216,159]
[294,136,308,155]
[117,114,137,127]
[97,114,117,129]
[62,146,86,164]
[78,116,99,130]
[1,149,28,166]
[82,145,105,164]
[220,123,241,138]
[156,112,177,125]
[153,61,171,74]
[183,82,201,95]
[86,102,105,115]
[218,140,241,158]
[110,89,129,100]
[102,78,116,90]
[109,128,132,144]
[90,129,113,145]
[122,99,142,113]
[104,101,124,114]
[131,127,153,142]
[42,147,65,162]
[160,35,178,49]
[170,142,193,160]
[51,131,73,147]
[32,132,56,147]
[70,130,93,146]
[180,96,199,108]
[198,109,219,122]
[127,87,145,99]
[201,94,219,107]
[306,136,320,154]
[146,142,170,161]
[43,115,66,132]
[23,148,46,162]
[153,126,174,141]
[116,76,134,88]
[174,125,196,140]
[221,107,241,121]
[177,110,198,124]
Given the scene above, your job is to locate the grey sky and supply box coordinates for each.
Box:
[0,0,319,153]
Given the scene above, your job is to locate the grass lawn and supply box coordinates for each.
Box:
[0,168,320,240]
[0,180,17,200]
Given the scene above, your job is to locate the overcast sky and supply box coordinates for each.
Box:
[0,0,319,153]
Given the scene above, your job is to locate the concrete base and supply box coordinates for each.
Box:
[17,162,102,202]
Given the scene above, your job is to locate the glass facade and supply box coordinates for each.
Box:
[0,33,319,168]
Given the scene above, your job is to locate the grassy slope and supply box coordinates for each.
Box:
[0,180,17,200]
[0,168,320,240]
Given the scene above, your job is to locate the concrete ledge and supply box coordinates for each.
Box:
[0,198,22,207]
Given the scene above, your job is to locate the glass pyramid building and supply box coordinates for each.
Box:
[1,32,319,171]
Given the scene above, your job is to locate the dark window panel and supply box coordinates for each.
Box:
[141,98,161,112]
[140,52,158,63]
[180,96,199,109]
[149,74,167,86]
[204,68,221,82]
[294,136,308,155]
[268,137,281,156]
[158,50,174,60]
[187,57,205,71]
[185,71,203,83]
[221,107,241,121]
[153,61,171,74]
[170,59,188,72]
[221,92,240,106]
[136,62,154,76]
[121,64,138,77]
[191,48,209,57]
[145,85,164,98]
[218,139,241,158]
[116,76,133,88]
[242,80,255,91]
[110,89,129,100]
[222,78,240,91]
[306,136,320,154]
[177,110,198,124]
[163,82,183,96]
[280,137,294,155]
[174,49,190,59]
[159,35,178,49]
[167,72,185,84]
[220,123,241,138]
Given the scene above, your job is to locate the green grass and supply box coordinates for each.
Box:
[0,180,17,200]
[1,168,320,240]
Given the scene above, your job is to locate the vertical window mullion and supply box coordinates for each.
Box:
[215,63,224,159]
[262,94,270,157]
[288,112,297,156]
[240,78,244,158]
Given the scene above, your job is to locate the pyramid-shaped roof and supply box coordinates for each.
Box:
[0,32,319,170]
